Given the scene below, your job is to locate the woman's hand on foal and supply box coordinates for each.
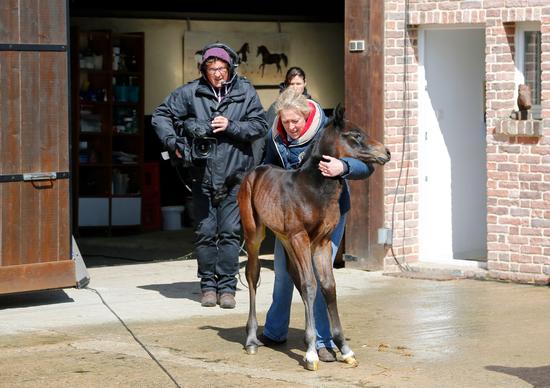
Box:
[319,155,345,177]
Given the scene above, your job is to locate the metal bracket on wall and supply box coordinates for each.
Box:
[0,43,67,52]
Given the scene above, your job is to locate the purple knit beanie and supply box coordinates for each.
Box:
[201,47,232,66]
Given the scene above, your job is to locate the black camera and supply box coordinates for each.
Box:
[190,107,222,160]
[192,137,217,159]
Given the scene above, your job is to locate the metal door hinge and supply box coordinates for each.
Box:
[0,171,69,183]
[23,172,58,181]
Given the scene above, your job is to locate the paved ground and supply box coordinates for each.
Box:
[1,232,549,387]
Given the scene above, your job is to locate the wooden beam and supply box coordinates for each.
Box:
[344,0,385,269]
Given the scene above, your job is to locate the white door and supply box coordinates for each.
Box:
[418,28,487,264]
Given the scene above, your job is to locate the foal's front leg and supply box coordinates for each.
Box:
[285,234,319,371]
[313,241,358,366]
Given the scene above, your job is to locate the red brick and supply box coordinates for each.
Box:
[519,264,542,274]
[383,0,550,284]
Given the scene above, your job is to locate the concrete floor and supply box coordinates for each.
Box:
[0,231,549,387]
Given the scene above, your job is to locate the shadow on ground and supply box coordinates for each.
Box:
[485,365,550,387]
[77,228,275,268]
[199,324,306,365]
[0,289,74,310]
[139,279,252,302]
[139,281,202,302]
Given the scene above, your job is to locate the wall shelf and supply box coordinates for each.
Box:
[71,28,145,235]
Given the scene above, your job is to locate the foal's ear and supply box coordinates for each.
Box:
[332,103,345,129]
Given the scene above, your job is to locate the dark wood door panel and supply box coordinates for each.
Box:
[0,52,68,175]
[0,261,75,295]
[0,0,73,293]
[1,180,70,266]
[0,0,67,44]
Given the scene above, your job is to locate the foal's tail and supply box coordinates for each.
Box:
[237,171,265,256]
[237,172,257,237]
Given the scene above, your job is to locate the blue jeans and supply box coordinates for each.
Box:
[263,214,347,349]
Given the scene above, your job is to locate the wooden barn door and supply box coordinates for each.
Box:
[0,0,75,294]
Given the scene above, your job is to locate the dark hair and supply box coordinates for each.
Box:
[284,67,306,86]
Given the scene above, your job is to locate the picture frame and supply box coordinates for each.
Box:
[184,31,290,87]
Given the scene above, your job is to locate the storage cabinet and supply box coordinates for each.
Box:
[71,29,144,234]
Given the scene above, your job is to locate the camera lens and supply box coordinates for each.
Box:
[192,137,216,159]
[197,140,211,156]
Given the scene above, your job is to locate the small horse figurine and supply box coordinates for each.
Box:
[236,42,250,63]
[238,106,391,371]
[256,45,288,77]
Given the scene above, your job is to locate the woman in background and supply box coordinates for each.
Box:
[265,66,311,124]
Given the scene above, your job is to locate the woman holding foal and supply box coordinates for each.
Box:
[259,88,374,362]
[253,66,311,165]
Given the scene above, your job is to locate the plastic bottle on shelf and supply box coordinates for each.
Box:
[119,53,127,71]
[130,109,138,133]
[129,55,137,71]
[113,47,120,71]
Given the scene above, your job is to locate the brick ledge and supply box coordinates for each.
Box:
[495,118,542,137]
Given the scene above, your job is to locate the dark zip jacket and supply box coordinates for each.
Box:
[152,76,268,192]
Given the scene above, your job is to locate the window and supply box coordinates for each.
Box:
[515,23,542,119]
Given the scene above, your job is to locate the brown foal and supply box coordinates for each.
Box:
[237,106,390,370]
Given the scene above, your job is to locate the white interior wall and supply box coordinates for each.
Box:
[71,18,344,114]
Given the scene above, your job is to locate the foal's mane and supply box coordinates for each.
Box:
[298,104,346,170]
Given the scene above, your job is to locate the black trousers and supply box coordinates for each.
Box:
[192,183,240,294]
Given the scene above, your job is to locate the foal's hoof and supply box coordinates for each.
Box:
[245,345,258,355]
[342,355,359,368]
[305,360,319,371]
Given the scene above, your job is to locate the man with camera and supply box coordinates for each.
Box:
[152,43,267,309]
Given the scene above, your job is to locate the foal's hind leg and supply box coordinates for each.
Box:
[313,241,358,367]
[243,224,264,354]
[243,220,265,354]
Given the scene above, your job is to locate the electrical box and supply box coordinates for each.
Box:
[349,40,366,52]
[377,228,393,246]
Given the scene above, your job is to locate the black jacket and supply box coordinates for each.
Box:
[152,76,268,192]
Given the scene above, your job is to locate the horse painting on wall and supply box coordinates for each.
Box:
[256,45,288,76]
[184,31,289,86]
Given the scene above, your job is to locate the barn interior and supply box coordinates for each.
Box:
[69,0,345,241]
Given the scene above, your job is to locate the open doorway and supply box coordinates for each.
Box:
[418,27,487,265]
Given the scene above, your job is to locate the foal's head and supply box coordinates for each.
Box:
[321,105,391,165]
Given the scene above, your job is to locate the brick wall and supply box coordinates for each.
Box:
[384,0,550,284]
